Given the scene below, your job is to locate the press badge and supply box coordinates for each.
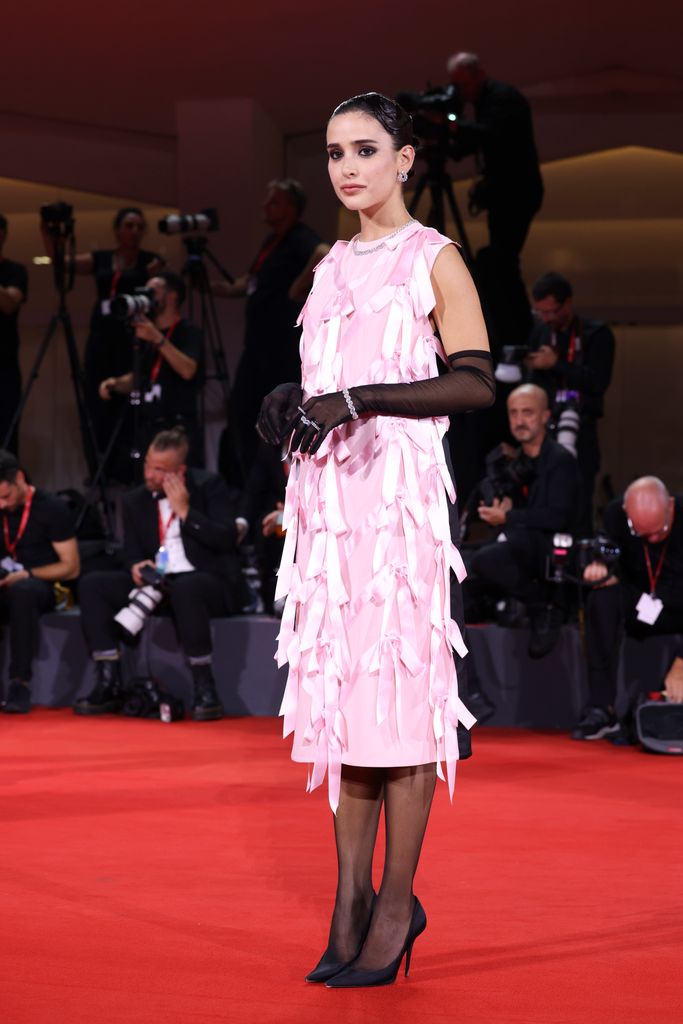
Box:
[144,383,162,403]
[636,592,663,625]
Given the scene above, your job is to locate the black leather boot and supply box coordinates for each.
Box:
[190,663,224,721]
[73,659,124,715]
[3,680,32,714]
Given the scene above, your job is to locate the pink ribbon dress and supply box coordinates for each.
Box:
[275,220,475,812]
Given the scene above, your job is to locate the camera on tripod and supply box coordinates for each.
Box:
[158,208,219,235]
[396,85,463,148]
[114,563,167,638]
[109,287,158,321]
[40,200,75,238]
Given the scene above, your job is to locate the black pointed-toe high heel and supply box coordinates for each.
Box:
[325,896,427,989]
[305,894,376,984]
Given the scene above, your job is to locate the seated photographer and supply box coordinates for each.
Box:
[576,476,683,741]
[525,272,615,534]
[99,271,204,469]
[75,427,246,721]
[235,439,290,614]
[0,450,79,714]
[466,384,580,657]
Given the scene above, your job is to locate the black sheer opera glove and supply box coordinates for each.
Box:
[256,382,303,445]
[292,350,495,455]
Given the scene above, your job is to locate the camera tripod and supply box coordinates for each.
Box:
[408,146,474,264]
[2,221,115,536]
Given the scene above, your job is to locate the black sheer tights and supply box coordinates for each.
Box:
[326,763,437,968]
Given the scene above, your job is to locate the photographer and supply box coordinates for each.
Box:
[99,271,204,466]
[75,427,246,721]
[576,476,683,740]
[525,272,616,534]
[467,384,580,657]
[211,179,328,476]
[0,215,28,454]
[0,450,80,713]
[447,52,544,350]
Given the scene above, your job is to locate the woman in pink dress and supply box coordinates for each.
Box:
[258,92,494,987]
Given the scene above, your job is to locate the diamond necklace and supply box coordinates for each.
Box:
[351,218,416,256]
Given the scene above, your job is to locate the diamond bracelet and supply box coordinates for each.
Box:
[342,387,359,420]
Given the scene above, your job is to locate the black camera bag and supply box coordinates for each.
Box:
[122,677,185,722]
[635,699,683,754]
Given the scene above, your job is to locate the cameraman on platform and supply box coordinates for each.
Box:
[525,272,615,534]
[575,476,683,741]
[467,384,580,657]
[0,215,29,454]
[0,450,80,714]
[74,427,246,721]
[99,271,203,468]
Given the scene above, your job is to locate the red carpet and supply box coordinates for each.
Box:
[1,711,680,1024]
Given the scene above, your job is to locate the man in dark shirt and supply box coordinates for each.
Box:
[0,215,29,454]
[99,271,204,468]
[212,179,328,477]
[575,476,683,739]
[75,427,246,721]
[467,384,580,656]
[0,450,80,713]
[525,272,616,534]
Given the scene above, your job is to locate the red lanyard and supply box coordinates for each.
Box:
[251,236,280,275]
[157,503,176,547]
[566,329,577,364]
[150,318,181,384]
[3,486,35,559]
[643,540,669,595]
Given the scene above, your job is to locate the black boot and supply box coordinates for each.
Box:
[74,659,124,715]
[528,603,563,659]
[190,663,224,722]
[3,680,32,714]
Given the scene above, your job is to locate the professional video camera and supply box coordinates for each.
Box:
[109,287,158,321]
[494,345,530,384]
[40,200,75,239]
[158,208,219,235]
[479,443,537,506]
[396,85,462,149]
[547,534,620,585]
[114,563,166,638]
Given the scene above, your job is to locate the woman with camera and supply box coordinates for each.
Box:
[257,92,493,987]
[41,207,164,479]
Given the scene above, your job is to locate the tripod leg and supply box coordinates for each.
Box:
[442,175,474,265]
[2,314,61,449]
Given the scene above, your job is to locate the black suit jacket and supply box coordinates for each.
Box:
[122,468,243,591]
[505,435,580,539]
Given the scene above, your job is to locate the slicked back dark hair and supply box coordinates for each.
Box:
[532,272,573,305]
[0,449,20,484]
[330,92,415,152]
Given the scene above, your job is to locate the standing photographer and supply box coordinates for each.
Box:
[0,215,28,454]
[525,272,616,534]
[75,427,246,720]
[466,384,580,657]
[576,476,683,740]
[0,450,80,713]
[99,272,203,467]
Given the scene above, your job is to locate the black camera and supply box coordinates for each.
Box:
[40,200,75,238]
[396,85,462,149]
[494,345,530,385]
[109,287,157,321]
[479,444,537,507]
[547,534,620,585]
[158,208,219,235]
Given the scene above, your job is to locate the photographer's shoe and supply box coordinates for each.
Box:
[571,706,620,741]
[3,680,32,714]
[190,663,224,721]
[74,659,124,715]
[528,604,562,659]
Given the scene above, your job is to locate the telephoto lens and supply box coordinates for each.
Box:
[158,208,219,235]
[109,287,157,320]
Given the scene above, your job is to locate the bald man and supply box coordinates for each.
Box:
[468,384,580,657]
[576,476,683,740]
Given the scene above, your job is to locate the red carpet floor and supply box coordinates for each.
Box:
[1,711,681,1024]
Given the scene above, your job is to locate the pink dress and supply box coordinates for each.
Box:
[275,221,475,812]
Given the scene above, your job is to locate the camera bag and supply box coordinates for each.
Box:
[635,698,683,754]
[122,676,185,722]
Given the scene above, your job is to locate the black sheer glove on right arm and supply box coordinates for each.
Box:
[257,382,303,445]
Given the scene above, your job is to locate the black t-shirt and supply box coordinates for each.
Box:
[140,319,203,424]
[244,222,321,360]
[0,489,75,570]
[527,317,616,420]
[603,496,683,612]
[0,257,29,369]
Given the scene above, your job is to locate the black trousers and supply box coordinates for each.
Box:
[468,532,550,607]
[79,570,235,660]
[0,578,55,681]
[585,581,683,709]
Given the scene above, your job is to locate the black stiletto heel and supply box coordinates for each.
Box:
[305,894,376,983]
[325,896,427,988]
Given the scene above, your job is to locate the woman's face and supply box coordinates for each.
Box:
[326,111,413,213]
[116,213,146,248]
